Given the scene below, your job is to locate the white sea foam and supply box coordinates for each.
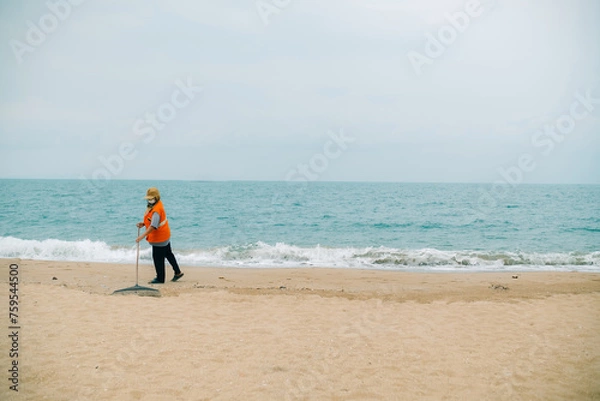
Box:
[0,236,146,264]
[1,236,598,271]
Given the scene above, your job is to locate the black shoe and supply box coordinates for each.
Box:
[171,272,184,282]
[148,278,165,284]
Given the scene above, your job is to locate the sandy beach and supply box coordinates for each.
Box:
[1,258,599,401]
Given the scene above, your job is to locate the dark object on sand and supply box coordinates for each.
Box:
[490,284,509,291]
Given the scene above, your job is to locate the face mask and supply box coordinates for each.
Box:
[147,198,156,207]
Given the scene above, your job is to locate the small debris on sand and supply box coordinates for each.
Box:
[490,284,509,291]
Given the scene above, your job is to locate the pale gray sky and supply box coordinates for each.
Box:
[1,0,599,183]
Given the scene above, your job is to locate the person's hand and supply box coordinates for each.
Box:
[136,222,144,228]
[135,236,143,243]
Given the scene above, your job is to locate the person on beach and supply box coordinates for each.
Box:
[136,187,184,284]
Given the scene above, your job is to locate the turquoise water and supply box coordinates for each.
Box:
[1,179,598,271]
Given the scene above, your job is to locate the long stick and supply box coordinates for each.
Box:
[135,226,141,286]
[111,226,159,296]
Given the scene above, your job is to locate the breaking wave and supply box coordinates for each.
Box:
[1,236,598,271]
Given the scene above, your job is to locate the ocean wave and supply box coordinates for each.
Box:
[0,236,148,264]
[0,236,598,271]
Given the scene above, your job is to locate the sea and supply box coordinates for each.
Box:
[1,179,598,272]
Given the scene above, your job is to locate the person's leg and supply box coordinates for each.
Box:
[165,243,182,275]
[152,245,166,283]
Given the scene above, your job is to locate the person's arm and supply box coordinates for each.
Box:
[136,226,155,243]
[135,212,160,242]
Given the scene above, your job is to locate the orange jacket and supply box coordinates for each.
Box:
[143,200,171,243]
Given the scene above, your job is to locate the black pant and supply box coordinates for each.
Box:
[152,243,181,283]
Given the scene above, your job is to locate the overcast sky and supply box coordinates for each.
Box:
[1,0,598,183]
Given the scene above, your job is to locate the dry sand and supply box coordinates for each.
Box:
[1,258,599,400]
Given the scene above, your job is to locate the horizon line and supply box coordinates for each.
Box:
[0,177,598,186]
